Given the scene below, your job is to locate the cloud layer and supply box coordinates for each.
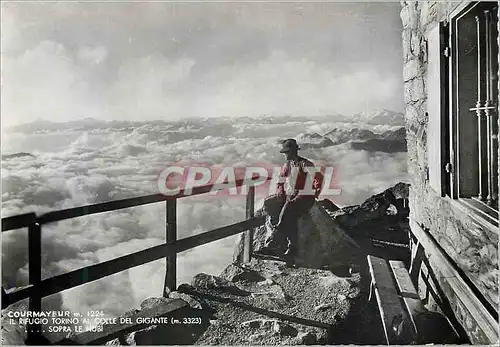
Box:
[2,119,408,332]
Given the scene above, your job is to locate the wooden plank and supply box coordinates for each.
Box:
[28,223,42,298]
[426,22,450,196]
[165,199,177,294]
[175,216,265,253]
[5,216,266,306]
[56,299,188,345]
[27,222,42,342]
[426,22,443,195]
[7,242,177,303]
[408,225,418,244]
[409,219,498,343]
[3,285,35,308]
[1,213,36,232]
[371,239,409,249]
[36,177,270,225]
[2,178,270,230]
[390,261,420,298]
[1,287,10,309]
[367,255,410,345]
[37,194,168,225]
[409,242,425,286]
[389,260,425,336]
[243,186,255,263]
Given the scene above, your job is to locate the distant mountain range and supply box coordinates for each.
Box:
[6,117,108,133]
[6,109,405,134]
[296,126,407,153]
[351,109,405,126]
[2,152,35,160]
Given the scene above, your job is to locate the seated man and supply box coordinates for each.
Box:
[276,139,323,266]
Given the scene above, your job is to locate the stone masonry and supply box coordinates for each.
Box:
[400,1,499,344]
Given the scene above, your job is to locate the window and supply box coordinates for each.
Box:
[427,1,499,227]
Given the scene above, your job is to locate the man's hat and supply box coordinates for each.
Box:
[280,139,301,153]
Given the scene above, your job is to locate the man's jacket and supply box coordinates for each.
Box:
[277,156,324,200]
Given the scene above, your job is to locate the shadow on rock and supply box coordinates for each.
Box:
[220,263,266,283]
[129,307,211,345]
[191,273,252,297]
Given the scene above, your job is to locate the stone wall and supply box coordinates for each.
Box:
[400,1,499,344]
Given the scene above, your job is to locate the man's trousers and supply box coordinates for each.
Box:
[276,195,315,259]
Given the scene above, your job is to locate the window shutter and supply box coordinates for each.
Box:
[426,22,449,196]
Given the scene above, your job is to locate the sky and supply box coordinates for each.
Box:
[1,1,405,127]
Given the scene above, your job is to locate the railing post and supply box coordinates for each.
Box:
[27,221,42,344]
[243,186,255,263]
[164,199,177,296]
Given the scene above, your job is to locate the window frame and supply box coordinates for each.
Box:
[443,1,499,230]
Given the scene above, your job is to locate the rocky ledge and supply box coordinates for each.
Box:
[98,258,369,345]
[327,182,411,264]
[2,183,410,345]
[234,182,410,267]
[233,196,363,272]
[99,182,410,345]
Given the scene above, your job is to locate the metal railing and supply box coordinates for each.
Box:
[470,7,499,207]
[1,177,268,343]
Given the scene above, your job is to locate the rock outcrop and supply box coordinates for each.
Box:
[234,182,410,269]
[233,196,361,272]
[326,182,411,264]
[182,259,366,345]
[1,302,28,345]
[233,182,410,270]
[54,258,366,346]
[331,182,409,234]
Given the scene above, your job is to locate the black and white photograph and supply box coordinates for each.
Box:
[1,1,498,345]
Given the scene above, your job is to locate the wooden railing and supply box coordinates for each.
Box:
[1,177,268,343]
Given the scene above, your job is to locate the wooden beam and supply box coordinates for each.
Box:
[367,255,412,345]
[409,241,425,285]
[389,261,421,299]
[1,287,10,309]
[37,194,168,225]
[165,199,177,294]
[5,216,266,305]
[3,285,35,308]
[243,186,255,263]
[34,177,270,225]
[55,299,188,345]
[8,241,177,302]
[389,260,425,337]
[27,222,42,342]
[175,216,265,253]
[409,219,498,343]
[1,213,36,232]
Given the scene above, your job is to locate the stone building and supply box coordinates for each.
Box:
[400,1,499,344]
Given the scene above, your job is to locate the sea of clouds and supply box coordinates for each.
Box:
[1,117,408,332]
